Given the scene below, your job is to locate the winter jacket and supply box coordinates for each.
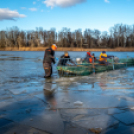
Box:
[58,55,71,66]
[43,48,55,64]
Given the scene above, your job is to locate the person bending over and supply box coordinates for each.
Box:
[58,51,75,66]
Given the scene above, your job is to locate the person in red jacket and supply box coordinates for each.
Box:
[85,51,96,63]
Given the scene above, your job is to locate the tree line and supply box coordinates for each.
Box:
[0,24,134,48]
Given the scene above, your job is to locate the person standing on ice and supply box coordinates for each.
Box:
[43,44,57,78]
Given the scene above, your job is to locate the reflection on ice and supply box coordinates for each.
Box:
[127,67,134,71]
[1,51,134,133]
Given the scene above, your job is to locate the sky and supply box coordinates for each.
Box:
[0,0,134,32]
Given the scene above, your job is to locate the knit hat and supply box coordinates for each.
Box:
[102,51,106,53]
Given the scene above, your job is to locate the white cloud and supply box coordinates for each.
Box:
[21,7,26,10]
[104,0,110,3]
[43,0,86,8]
[0,8,26,21]
[41,9,44,12]
[33,1,36,4]
[29,8,37,11]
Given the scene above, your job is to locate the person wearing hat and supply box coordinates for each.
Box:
[99,51,114,65]
[43,44,57,78]
[58,51,75,66]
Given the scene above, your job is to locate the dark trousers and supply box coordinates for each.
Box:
[43,63,52,77]
[99,61,108,65]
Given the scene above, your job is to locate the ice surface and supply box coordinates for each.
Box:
[0,95,13,101]
[60,109,89,116]
[0,122,49,134]
[1,51,134,133]
[74,101,83,105]
[64,124,90,134]
[44,83,57,91]
[108,108,125,115]
[117,96,134,102]
[49,91,134,109]
[72,114,119,133]
[101,125,134,134]
[113,111,134,125]
[0,97,46,111]
[72,115,86,121]
[60,109,108,119]
[4,112,64,134]
[0,118,13,128]
[9,88,26,95]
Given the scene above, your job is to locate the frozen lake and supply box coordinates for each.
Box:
[0,51,134,134]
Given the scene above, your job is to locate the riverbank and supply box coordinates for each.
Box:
[0,47,134,51]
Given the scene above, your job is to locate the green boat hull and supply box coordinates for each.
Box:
[57,58,134,76]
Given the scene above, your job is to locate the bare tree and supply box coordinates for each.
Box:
[75,29,82,48]
[101,31,108,48]
[1,24,134,49]
[94,29,101,47]
[0,31,6,48]
[18,31,26,47]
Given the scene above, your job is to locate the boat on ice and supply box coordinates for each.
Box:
[57,58,134,76]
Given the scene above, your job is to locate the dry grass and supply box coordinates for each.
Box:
[0,47,134,51]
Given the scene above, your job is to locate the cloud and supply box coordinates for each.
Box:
[0,8,26,21]
[33,1,36,4]
[21,7,26,10]
[104,0,110,3]
[29,8,37,11]
[43,0,86,8]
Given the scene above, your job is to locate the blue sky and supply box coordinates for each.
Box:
[0,0,134,32]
